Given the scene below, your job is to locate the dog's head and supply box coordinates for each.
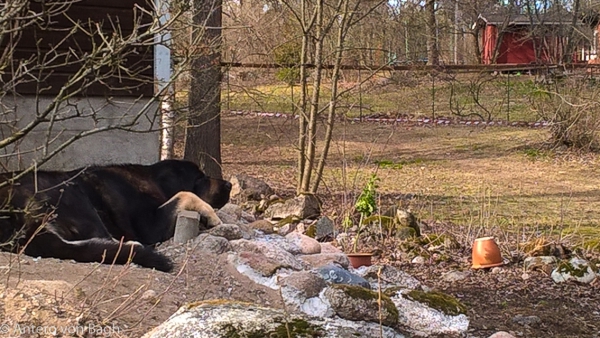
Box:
[152,160,231,209]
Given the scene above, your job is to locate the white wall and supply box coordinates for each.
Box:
[0,95,160,171]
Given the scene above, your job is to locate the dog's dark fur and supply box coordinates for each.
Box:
[0,160,231,272]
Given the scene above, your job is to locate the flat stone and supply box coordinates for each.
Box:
[299,253,350,269]
[324,285,398,327]
[237,251,288,277]
[316,264,371,289]
[512,314,541,327]
[441,270,471,283]
[247,219,275,234]
[361,265,421,289]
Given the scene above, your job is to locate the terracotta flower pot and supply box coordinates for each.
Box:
[347,253,373,268]
[471,236,503,269]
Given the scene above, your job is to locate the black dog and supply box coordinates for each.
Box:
[0,160,231,272]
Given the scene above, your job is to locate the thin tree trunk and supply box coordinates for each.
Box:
[312,0,352,193]
[291,0,318,194]
[300,0,323,193]
[563,0,581,63]
[297,13,309,194]
[184,0,223,178]
[425,0,439,66]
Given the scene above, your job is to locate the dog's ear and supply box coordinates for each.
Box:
[152,160,204,197]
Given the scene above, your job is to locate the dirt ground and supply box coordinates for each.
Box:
[220,115,600,338]
[1,115,599,338]
[0,245,284,338]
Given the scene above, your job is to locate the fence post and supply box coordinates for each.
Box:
[226,66,230,112]
[359,68,363,121]
[506,72,510,122]
[431,70,436,120]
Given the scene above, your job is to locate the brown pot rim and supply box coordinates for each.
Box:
[472,261,504,269]
[474,236,495,241]
[347,252,373,257]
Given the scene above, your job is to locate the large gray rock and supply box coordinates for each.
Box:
[551,257,597,284]
[324,284,399,327]
[192,234,232,255]
[142,301,405,338]
[524,256,557,271]
[236,251,294,277]
[388,289,469,337]
[359,265,421,290]
[229,239,304,271]
[285,232,322,254]
[253,234,303,255]
[216,203,242,224]
[230,174,274,201]
[280,271,327,298]
[207,224,244,241]
[320,242,343,254]
[316,264,371,289]
[264,194,321,220]
[314,216,335,241]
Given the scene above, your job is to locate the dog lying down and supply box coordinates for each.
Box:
[0,160,232,272]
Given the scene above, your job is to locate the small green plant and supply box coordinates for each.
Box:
[355,174,379,217]
[350,173,380,252]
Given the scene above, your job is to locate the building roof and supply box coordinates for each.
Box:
[477,6,579,27]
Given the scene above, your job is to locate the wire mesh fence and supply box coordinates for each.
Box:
[218,63,600,126]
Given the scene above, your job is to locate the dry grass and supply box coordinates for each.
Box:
[221,72,581,122]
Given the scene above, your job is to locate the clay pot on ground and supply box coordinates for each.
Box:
[471,236,503,269]
[347,253,373,269]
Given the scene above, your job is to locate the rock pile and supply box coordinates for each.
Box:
[146,199,470,337]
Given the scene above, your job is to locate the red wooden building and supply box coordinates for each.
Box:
[475,10,595,64]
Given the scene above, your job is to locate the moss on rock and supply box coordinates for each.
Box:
[331,284,399,322]
[556,260,594,278]
[419,233,460,249]
[221,319,324,338]
[404,290,467,316]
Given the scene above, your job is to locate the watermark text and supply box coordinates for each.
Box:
[0,323,121,336]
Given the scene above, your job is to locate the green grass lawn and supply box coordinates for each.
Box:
[220,72,587,122]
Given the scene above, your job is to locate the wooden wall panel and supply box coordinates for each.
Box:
[4,0,155,97]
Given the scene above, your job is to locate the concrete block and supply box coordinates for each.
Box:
[174,210,200,244]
